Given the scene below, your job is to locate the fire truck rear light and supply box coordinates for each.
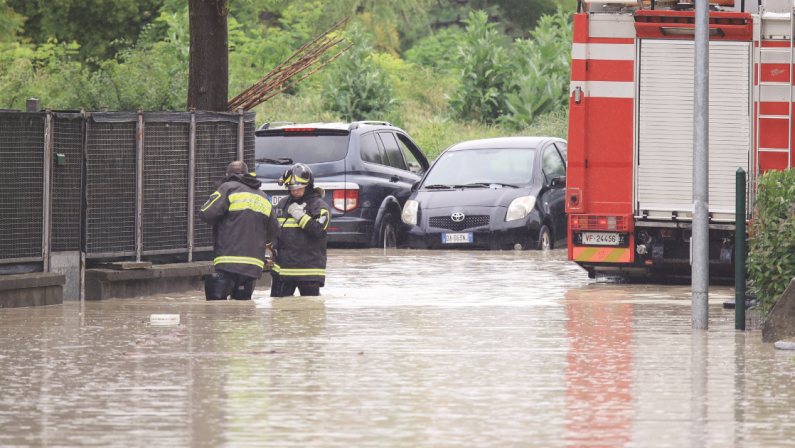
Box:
[570,215,630,231]
[332,189,358,211]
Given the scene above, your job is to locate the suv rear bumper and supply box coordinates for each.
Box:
[326,214,375,245]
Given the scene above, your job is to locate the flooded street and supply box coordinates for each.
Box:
[1,249,794,447]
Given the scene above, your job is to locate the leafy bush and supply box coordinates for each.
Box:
[0,9,189,111]
[321,28,397,121]
[0,39,81,109]
[449,10,511,123]
[447,9,572,127]
[404,28,464,70]
[0,0,24,42]
[501,9,572,129]
[748,169,795,309]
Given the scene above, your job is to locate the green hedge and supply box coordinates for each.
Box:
[748,168,795,309]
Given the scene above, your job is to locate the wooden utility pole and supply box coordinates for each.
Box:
[188,0,228,111]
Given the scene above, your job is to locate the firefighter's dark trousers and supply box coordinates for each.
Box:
[270,275,321,297]
[204,270,255,301]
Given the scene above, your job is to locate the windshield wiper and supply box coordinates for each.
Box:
[424,184,454,189]
[255,157,293,165]
[456,182,521,189]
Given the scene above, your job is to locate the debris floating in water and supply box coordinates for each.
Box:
[150,314,180,326]
[774,339,795,350]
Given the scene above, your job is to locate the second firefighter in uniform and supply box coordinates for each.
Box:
[271,163,331,297]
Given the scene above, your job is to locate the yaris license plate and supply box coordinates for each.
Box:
[581,232,619,246]
[270,195,286,205]
[442,233,473,244]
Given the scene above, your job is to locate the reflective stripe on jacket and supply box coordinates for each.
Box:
[272,190,330,284]
[199,174,280,279]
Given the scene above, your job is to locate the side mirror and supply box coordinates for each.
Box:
[411,181,420,192]
[550,176,566,189]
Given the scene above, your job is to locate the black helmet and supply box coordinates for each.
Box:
[278,163,314,190]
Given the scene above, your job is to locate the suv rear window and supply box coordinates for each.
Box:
[255,133,350,164]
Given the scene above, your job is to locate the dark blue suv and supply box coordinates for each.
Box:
[254,121,431,248]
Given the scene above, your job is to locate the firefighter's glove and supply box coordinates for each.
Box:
[288,202,307,222]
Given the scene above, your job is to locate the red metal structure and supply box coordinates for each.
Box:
[567,0,793,280]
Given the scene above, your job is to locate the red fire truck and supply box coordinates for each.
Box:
[566,0,793,280]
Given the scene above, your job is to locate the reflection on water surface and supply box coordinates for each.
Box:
[0,249,792,447]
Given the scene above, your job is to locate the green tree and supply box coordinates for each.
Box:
[404,28,464,70]
[8,0,164,62]
[501,9,572,128]
[449,10,511,123]
[322,28,396,121]
[0,0,23,42]
[228,1,326,93]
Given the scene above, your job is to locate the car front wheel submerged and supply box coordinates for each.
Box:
[537,225,552,251]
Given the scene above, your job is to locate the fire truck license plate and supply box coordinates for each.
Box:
[442,233,473,243]
[270,195,286,205]
[581,232,619,246]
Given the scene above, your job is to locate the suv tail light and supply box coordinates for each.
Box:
[333,190,358,211]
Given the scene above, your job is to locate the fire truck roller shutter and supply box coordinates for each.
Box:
[636,39,751,222]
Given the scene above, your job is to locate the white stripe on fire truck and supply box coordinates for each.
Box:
[571,43,635,61]
[754,85,795,102]
[755,47,792,64]
[570,81,634,99]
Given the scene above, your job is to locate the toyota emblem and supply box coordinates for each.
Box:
[451,212,465,222]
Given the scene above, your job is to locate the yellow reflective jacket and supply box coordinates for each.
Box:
[272,190,330,284]
[199,174,280,279]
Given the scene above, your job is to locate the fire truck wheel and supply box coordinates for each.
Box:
[537,225,552,251]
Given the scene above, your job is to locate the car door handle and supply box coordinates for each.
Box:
[390,175,400,183]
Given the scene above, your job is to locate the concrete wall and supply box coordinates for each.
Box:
[50,251,80,301]
[85,262,272,300]
[0,273,64,309]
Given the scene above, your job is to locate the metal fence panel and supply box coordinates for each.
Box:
[244,120,255,168]
[143,121,190,253]
[0,113,44,262]
[85,120,137,257]
[51,115,83,252]
[193,121,238,250]
[0,110,255,264]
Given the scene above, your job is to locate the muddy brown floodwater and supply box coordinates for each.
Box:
[1,249,794,447]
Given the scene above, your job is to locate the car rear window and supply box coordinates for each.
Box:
[255,133,350,164]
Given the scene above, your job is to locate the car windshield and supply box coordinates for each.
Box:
[255,134,349,164]
[423,148,536,187]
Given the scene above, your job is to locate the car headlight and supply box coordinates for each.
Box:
[402,200,419,225]
[505,196,536,222]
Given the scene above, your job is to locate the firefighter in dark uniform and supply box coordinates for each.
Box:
[199,161,280,301]
[270,163,331,297]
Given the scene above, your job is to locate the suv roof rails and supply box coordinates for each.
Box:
[258,121,295,131]
[348,121,392,130]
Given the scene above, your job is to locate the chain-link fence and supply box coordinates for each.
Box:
[0,112,45,264]
[0,109,256,268]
